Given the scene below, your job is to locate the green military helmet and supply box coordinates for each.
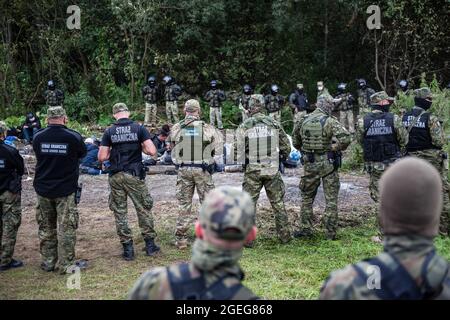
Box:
[184,99,201,113]
[414,87,433,99]
[0,121,8,135]
[199,187,255,241]
[112,103,129,115]
[370,91,394,106]
[47,106,67,119]
[247,94,265,116]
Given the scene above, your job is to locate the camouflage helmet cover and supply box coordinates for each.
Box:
[47,106,67,118]
[112,103,129,115]
[370,91,394,105]
[199,187,255,241]
[184,99,201,113]
[414,87,433,99]
[248,94,265,115]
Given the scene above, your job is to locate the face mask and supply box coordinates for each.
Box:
[318,86,324,91]
[415,97,433,110]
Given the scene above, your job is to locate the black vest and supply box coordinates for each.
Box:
[108,120,142,173]
[402,109,434,152]
[363,112,400,162]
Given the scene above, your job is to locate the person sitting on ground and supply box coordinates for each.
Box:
[80,138,103,175]
[22,112,41,144]
[128,186,259,300]
[144,125,171,166]
[320,157,450,300]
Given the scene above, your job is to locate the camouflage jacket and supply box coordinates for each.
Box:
[292,108,351,153]
[320,235,450,300]
[317,88,333,101]
[356,109,409,164]
[44,89,65,106]
[357,87,376,109]
[334,93,355,112]
[142,85,158,103]
[128,262,257,300]
[168,115,223,165]
[237,94,252,112]
[204,89,226,108]
[264,94,285,113]
[165,84,182,102]
[235,112,291,174]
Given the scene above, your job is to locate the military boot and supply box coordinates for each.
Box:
[175,239,188,250]
[122,241,135,261]
[144,238,160,256]
[293,230,313,239]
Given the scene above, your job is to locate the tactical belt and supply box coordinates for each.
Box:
[303,152,329,163]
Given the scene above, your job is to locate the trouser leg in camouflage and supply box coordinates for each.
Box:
[243,171,291,242]
[340,110,355,134]
[36,193,78,273]
[175,168,214,245]
[166,101,179,124]
[108,172,156,244]
[145,103,158,126]
[0,191,22,266]
[210,107,223,129]
[299,161,340,237]
[175,169,215,244]
[269,111,281,123]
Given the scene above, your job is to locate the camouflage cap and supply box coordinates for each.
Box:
[47,106,67,118]
[199,187,255,241]
[184,99,201,113]
[414,87,432,99]
[0,121,8,135]
[112,103,129,114]
[248,94,265,115]
[370,91,394,105]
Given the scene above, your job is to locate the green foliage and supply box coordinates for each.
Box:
[341,142,364,172]
[4,116,25,128]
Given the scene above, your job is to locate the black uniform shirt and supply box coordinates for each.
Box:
[33,125,86,198]
[100,118,152,166]
[0,140,24,193]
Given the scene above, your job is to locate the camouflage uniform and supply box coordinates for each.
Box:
[335,92,355,134]
[169,100,222,248]
[320,235,450,299]
[236,94,292,243]
[129,187,258,300]
[205,89,226,129]
[0,123,24,268]
[142,85,158,126]
[44,89,64,107]
[36,194,79,273]
[402,88,450,235]
[237,94,252,123]
[165,83,182,124]
[264,94,285,123]
[292,97,351,239]
[357,87,376,117]
[357,92,409,203]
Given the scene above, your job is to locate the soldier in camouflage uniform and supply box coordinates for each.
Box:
[317,81,333,101]
[142,76,159,127]
[0,121,24,271]
[129,187,258,300]
[357,79,376,117]
[43,80,64,107]
[357,91,408,204]
[236,94,292,244]
[168,99,223,249]
[402,87,450,236]
[163,76,182,124]
[99,103,160,261]
[321,158,450,300]
[33,107,87,274]
[236,84,253,123]
[204,80,226,129]
[335,83,356,134]
[264,84,285,123]
[292,96,351,240]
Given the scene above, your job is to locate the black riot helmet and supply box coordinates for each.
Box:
[47,80,55,90]
[271,84,279,95]
[357,79,367,90]
[243,84,253,95]
[148,76,156,86]
[399,79,409,92]
[211,80,218,89]
[337,83,347,93]
[163,75,173,85]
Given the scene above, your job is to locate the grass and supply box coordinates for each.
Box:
[2,217,450,300]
